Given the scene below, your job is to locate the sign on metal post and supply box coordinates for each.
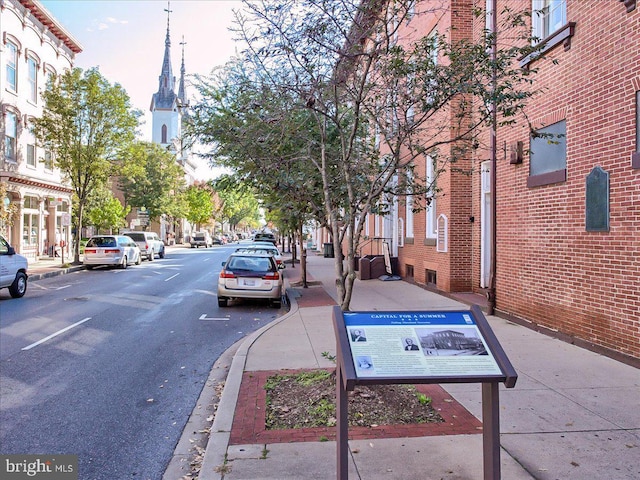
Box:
[333,305,517,480]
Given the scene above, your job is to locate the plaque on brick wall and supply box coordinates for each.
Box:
[585,166,609,232]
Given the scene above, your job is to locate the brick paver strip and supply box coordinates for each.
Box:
[230,369,483,445]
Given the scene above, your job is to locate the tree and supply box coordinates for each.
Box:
[31,67,139,262]
[85,184,130,233]
[212,175,261,233]
[0,182,19,236]
[184,183,215,230]
[118,141,187,226]
[191,0,541,310]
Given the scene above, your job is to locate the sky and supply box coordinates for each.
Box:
[39,0,245,180]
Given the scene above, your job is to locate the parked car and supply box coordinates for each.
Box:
[236,244,285,268]
[253,232,277,245]
[83,235,141,269]
[217,252,284,308]
[190,232,212,248]
[0,234,28,298]
[123,231,165,261]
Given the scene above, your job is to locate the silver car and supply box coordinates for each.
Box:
[84,235,142,269]
[217,252,284,308]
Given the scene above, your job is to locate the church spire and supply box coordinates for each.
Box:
[178,35,187,107]
[151,1,177,110]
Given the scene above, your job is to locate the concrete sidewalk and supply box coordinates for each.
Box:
[198,252,639,480]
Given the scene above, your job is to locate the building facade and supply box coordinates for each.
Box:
[368,0,639,363]
[1,0,82,260]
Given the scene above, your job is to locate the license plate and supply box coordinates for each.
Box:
[240,279,256,286]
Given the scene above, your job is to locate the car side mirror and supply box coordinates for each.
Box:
[7,246,16,255]
[221,261,226,267]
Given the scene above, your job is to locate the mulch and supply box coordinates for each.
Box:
[230,369,483,445]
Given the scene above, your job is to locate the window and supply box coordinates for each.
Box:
[532,0,566,42]
[425,155,437,239]
[22,196,40,247]
[44,150,54,170]
[528,120,567,186]
[485,0,494,32]
[4,111,17,161]
[161,124,168,143]
[405,170,414,238]
[6,41,18,92]
[28,57,38,103]
[27,144,36,167]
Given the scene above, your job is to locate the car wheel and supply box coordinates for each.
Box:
[218,297,228,307]
[120,256,128,269]
[270,299,282,309]
[8,272,27,298]
[159,247,165,259]
[148,251,154,261]
[136,255,142,265]
[86,265,94,270]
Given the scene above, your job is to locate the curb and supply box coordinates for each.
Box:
[196,282,302,480]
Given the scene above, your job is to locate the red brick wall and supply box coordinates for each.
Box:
[487,0,640,360]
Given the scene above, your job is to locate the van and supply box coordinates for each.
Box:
[0,234,28,298]
[190,232,212,248]
[122,231,165,261]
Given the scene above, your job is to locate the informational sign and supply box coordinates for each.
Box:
[343,310,503,379]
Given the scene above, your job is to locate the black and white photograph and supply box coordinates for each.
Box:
[403,337,420,351]
[350,328,367,342]
[415,327,488,356]
[355,355,374,370]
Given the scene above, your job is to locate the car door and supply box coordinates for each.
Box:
[0,236,15,287]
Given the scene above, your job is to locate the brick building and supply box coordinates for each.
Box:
[362,0,639,364]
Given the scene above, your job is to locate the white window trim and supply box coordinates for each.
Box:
[425,155,437,239]
[532,0,567,43]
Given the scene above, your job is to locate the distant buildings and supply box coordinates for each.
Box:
[1,0,82,260]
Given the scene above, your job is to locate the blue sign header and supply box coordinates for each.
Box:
[343,310,475,327]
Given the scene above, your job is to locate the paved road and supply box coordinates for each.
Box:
[0,245,286,479]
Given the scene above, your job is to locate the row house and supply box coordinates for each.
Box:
[365,0,638,364]
[1,0,82,260]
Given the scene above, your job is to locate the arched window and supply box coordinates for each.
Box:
[161,124,168,143]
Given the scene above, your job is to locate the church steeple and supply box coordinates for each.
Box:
[150,1,177,114]
[178,36,187,107]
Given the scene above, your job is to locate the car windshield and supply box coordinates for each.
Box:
[87,237,117,248]
[227,256,273,272]
[126,233,145,241]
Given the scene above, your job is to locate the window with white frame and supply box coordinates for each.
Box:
[425,155,437,239]
[28,57,38,103]
[27,144,36,167]
[365,213,370,237]
[22,196,40,247]
[529,120,566,185]
[4,111,18,161]
[374,214,381,237]
[398,218,404,247]
[6,41,18,92]
[532,0,566,42]
[485,0,494,32]
[44,150,54,170]
[405,172,414,238]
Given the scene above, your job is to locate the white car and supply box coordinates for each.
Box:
[122,231,165,261]
[84,235,142,269]
[218,252,284,308]
[0,234,28,298]
[236,244,285,268]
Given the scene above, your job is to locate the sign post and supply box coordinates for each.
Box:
[333,305,517,480]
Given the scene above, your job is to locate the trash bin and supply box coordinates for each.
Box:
[323,242,334,258]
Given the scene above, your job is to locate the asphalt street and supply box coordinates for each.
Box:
[0,245,286,479]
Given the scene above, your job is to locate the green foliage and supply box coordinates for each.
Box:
[212,175,261,230]
[184,184,215,228]
[85,184,130,233]
[118,141,187,223]
[0,182,19,235]
[31,67,140,261]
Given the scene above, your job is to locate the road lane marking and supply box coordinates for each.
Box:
[56,285,71,290]
[199,314,231,321]
[22,317,92,351]
[165,273,181,282]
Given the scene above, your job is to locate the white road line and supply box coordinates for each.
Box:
[56,285,71,290]
[199,314,231,321]
[22,317,92,351]
[165,273,181,282]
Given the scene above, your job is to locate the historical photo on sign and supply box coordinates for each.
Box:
[414,327,488,356]
[403,337,420,351]
[350,329,367,342]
